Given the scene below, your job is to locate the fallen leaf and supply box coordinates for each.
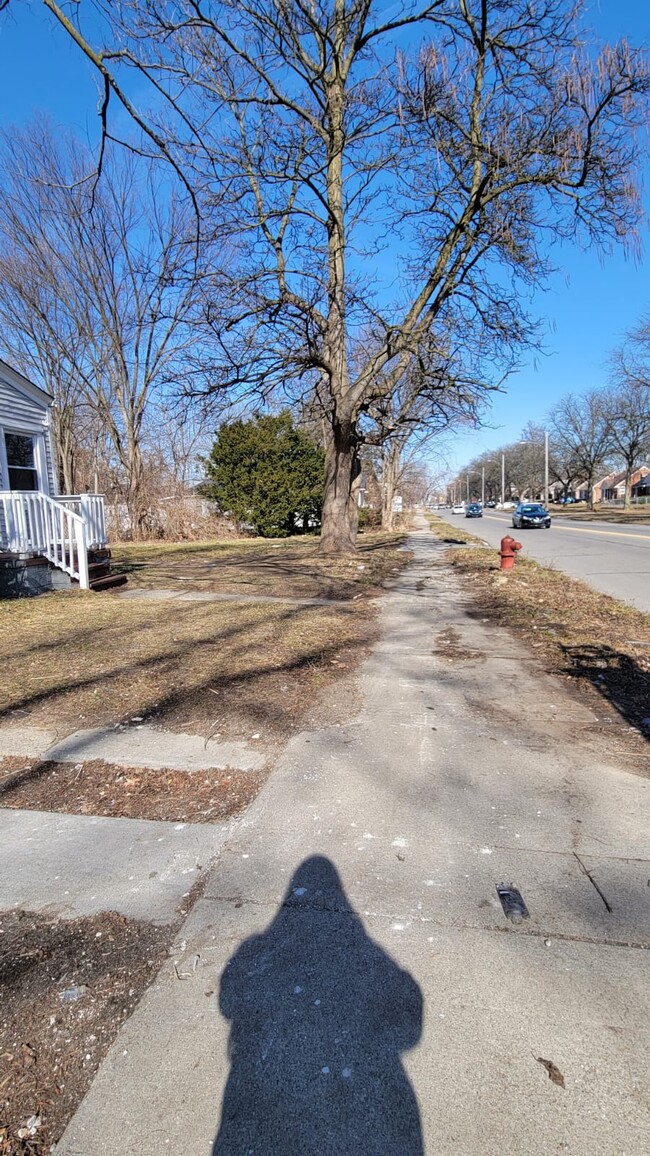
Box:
[535,1055,565,1088]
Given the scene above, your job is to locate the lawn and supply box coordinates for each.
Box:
[551,505,650,524]
[0,532,409,743]
[111,532,407,600]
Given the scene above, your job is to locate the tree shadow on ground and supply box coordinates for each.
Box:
[213,856,424,1156]
[562,643,650,744]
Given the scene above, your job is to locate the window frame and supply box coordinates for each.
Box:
[0,426,48,494]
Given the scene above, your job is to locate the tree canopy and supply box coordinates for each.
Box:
[2,1,649,549]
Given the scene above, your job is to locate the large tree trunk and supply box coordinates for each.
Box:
[319,418,358,554]
[586,472,595,511]
[623,465,632,509]
[124,437,147,538]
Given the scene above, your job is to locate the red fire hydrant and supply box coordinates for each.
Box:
[499,534,522,571]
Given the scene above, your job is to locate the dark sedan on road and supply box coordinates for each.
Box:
[512,503,551,529]
[465,502,483,518]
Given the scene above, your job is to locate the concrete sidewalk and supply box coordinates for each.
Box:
[56,521,650,1155]
[0,721,265,923]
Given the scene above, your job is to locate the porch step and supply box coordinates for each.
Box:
[87,547,128,593]
[88,572,128,592]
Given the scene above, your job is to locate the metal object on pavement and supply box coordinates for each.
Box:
[496,883,530,923]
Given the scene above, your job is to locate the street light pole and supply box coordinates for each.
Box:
[481,466,485,505]
[544,430,549,506]
[501,453,505,506]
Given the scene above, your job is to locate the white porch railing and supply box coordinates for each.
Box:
[0,491,108,590]
[56,493,107,548]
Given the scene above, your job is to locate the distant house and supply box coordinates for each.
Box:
[632,469,650,498]
[0,358,122,594]
[592,466,650,504]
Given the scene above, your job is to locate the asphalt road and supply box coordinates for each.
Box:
[436,507,650,614]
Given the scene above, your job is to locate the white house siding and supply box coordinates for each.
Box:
[0,363,56,496]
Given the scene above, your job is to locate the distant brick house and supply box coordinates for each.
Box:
[592,465,650,504]
[632,470,650,498]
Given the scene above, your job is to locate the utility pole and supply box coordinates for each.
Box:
[481,466,485,505]
[501,453,505,506]
[544,430,549,506]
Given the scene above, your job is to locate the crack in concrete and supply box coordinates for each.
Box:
[573,851,614,913]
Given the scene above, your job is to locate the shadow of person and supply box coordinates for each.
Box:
[213,855,423,1155]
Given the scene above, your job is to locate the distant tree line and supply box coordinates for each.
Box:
[455,368,650,510]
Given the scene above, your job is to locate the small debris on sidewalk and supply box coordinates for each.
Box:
[535,1056,565,1088]
[496,883,530,923]
[174,954,201,981]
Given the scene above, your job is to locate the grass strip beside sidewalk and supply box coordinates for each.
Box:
[428,516,650,749]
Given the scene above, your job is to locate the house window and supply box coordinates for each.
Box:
[5,432,38,491]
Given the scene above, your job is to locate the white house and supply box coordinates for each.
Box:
[0,358,121,594]
[0,358,57,497]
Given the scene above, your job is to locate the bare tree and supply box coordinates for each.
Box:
[0,122,211,531]
[0,287,94,493]
[547,390,613,508]
[601,382,650,507]
[2,1,649,550]
[610,315,650,393]
[608,318,650,504]
[362,343,484,528]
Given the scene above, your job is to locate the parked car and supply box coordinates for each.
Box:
[451,503,465,514]
[465,502,483,518]
[512,503,551,529]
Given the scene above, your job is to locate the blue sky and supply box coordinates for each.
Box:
[1,2,649,478]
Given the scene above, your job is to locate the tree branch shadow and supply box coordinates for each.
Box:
[562,643,650,743]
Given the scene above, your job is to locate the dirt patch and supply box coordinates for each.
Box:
[0,757,266,824]
[0,908,175,1155]
[433,626,487,663]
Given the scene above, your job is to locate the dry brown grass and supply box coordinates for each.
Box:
[111,531,408,600]
[0,534,409,742]
[430,523,650,740]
